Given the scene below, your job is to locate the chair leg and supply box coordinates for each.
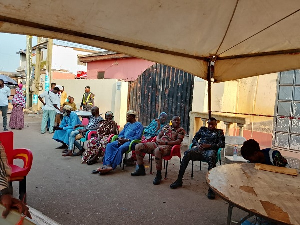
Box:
[150,156,153,174]
[165,160,169,179]
[164,160,166,169]
[122,153,128,170]
[191,161,194,178]
[148,153,151,163]
[200,161,202,171]
[19,177,26,203]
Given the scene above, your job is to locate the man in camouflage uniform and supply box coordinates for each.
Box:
[170,117,225,199]
[131,116,185,185]
[80,86,94,111]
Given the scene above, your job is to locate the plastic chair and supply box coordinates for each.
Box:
[0,131,33,203]
[109,135,141,170]
[149,137,181,178]
[189,143,222,178]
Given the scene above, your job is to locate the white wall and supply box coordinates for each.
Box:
[51,45,90,74]
[52,79,129,127]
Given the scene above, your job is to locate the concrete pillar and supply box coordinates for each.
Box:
[224,122,233,136]
[237,123,244,136]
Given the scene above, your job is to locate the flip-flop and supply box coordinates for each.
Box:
[99,167,113,175]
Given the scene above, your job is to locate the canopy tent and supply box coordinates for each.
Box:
[0,0,300,83]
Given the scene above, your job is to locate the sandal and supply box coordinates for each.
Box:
[72,150,84,156]
[99,166,113,175]
[62,151,73,156]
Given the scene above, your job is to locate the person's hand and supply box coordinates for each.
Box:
[118,138,128,145]
[155,118,160,126]
[156,139,165,145]
[11,198,31,219]
[200,143,211,149]
[1,194,12,218]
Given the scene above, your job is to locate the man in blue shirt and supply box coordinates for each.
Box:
[96,110,143,175]
[0,79,11,131]
[52,105,81,150]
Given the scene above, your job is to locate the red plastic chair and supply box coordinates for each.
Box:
[0,131,33,203]
[149,137,181,178]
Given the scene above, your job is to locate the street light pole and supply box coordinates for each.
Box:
[25,35,32,109]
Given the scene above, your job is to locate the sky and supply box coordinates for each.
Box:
[0,33,32,72]
[0,33,103,72]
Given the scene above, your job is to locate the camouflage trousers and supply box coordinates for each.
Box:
[178,147,217,178]
[135,142,172,171]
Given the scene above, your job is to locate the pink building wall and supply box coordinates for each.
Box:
[87,58,154,81]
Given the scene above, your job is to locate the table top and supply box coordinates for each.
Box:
[0,204,35,225]
[207,163,300,225]
[225,156,248,163]
[74,111,92,117]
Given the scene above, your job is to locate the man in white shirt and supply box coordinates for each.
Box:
[0,79,11,131]
[38,86,60,134]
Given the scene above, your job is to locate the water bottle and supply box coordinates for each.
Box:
[233,145,238,161]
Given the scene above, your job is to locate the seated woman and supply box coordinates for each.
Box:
[241,139,287,167]
[92,110,143,175]
[82,111,119,165]
[125,112,168,166]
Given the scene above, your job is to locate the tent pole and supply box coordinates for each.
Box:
[207,61,212,118]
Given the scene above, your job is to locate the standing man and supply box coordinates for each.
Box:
[38,86,60,134]
[170,117,225,199]
[80,86,94,111]
[131,116,185,185]
[0,79,11,131]
[60,86,67,106]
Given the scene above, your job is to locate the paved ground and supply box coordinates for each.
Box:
[2,114,245,225]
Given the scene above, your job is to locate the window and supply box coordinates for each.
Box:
[97,71,105,79]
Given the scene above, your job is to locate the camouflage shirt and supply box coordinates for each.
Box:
[192,126,225,151]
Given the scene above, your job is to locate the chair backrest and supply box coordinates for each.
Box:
[81,118,89,126]
[225,136,246,146]
[0,131,14,164]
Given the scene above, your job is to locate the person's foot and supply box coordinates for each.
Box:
[124,157,136,166]
[99,166,113,175]
[56,144,68,149]
[62,150,73,156]
[72,150,84,156]
[92,169,100,174]
[153,173,162,185]
[170,179,183,189]
[207,188,215,199]
[62,149,68,153]
[3,128,8,131]
[131,165,146,176]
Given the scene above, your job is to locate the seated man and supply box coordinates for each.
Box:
[63,106,103,156]
[170,117,225,200]
[241,139,287,167]
[63,96,77,111]
[125,112,168,166]
[52,105,81,150]
[131,116,185,185]
[241,139,287,225]
[0,144,31,219]
[95,110,143,174]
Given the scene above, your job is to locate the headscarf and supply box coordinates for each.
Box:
[159,112,168,119]
[18,83,23,89]
[12,87,25,108]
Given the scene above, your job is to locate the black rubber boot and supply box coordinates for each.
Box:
[153,170,162,185]
[207,188,215,200]
[170,178,183,189]
[131,165,146,176]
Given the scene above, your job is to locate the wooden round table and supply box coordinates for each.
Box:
[207,163,300,225]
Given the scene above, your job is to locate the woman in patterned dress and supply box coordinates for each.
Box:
[82,111,119,165]
[9,87,25,130]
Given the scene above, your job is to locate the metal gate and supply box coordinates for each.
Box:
[273,70,300,151]
[128,63,194,133]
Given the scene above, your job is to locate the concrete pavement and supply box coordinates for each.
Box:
[2,114,245,225]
